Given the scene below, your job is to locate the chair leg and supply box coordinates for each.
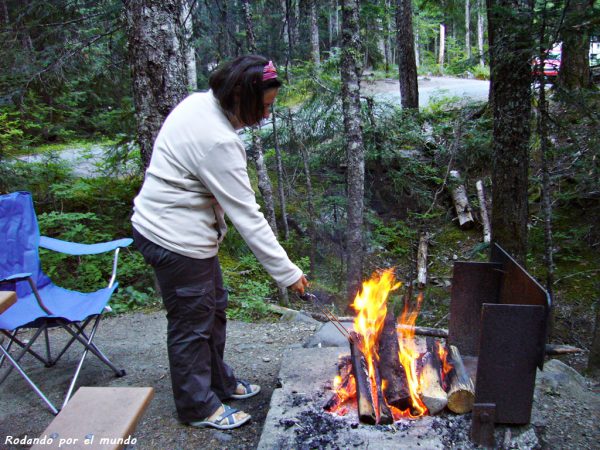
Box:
[60,319,125,376]
[61,315,125,409]
[0,344,58,415]
[0,328,49,385]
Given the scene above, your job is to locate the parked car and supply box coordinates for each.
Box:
[532,53,561,80]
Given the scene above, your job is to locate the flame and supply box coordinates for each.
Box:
[436,341,453,391]
[325,270,448,421]
[395,291,428,418]
[351,269,400,422]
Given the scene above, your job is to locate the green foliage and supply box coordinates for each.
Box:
[222,253,277,321]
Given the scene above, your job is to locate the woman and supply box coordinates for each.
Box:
[131,55,308,430]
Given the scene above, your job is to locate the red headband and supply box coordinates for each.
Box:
[263,61,278,81]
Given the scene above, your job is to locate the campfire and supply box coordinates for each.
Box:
[324,269,475,424]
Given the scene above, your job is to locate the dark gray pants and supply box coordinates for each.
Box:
[133,228,237,422]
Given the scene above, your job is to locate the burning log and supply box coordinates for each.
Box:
[416,233,430,289]
[349,331,393,424]
[449,170,474,230]
[378,309,411,410]
[475,180,492,243]
[324,355,355,413]
[418,338,448,415]
[446,345,475,414]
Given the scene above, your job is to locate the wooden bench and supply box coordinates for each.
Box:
[32,386,154,450]
[0,290,17,314]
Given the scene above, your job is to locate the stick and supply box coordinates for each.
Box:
[417,233,430,288]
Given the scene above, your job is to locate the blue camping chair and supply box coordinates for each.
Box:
[0,191,132,414]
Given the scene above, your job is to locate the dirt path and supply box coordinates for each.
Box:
[0,310,317,449]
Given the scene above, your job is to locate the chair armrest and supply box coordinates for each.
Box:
[0,272,33,283]
[39,236,133,256]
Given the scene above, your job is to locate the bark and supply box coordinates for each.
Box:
[341,0,365,302]
[182,0,197,90]
[350,332,393,424]
[476,180,492,243]
[439,23,446,70]
[536,6,554,300]
[124,0,189,170]
[558,0,593,90]
[273,109,289,241]
[242,0,257,53]
[478,0,485,67]
[416,233,430,288]
[466,0,472,59]
[292,112,317,273]
[449,170,475,229]
[395,0,419,109]
[310,0,320,66]
[281,0,290,75]
[418,338,448,414]
[446,345,475,414]
[488,0,534,265]
[379,309,411,410]
[587,301,600,374]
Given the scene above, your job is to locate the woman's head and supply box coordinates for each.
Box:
[209,55,282,127]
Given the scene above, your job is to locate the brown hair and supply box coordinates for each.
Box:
[209,55,282,127]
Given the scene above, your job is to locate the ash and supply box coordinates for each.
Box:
[279,407,363,450]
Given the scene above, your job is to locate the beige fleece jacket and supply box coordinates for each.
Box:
[131,91,302,288]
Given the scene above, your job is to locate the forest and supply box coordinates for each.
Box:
[0,0,599,375]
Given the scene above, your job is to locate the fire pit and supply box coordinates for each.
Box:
[257,244,548,449]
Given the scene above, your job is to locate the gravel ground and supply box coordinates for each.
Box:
[1,309,599,449]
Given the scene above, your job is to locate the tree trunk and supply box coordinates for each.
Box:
[478,0,485,67]
[281,0,290,75]
[588,301,600,374]
[439,23,446,71]
[273,109,289,241]
[310,0,320,66]
[558,0,593,90]
[124,0,189,170]
[465,0,472,59]
[395,0,419,109]
[242,0,257,53]
[488,0,534,265]
[341,0,365,302]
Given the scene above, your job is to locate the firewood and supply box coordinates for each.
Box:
[417,233,430,288]
[397,324,448,338]
[418,337,448,415]
[446,345,475,414]
[475,180,492,243]
[324,355,354,412]
[349,332,392,424]
[449,170,474,230]
[378,309,411,410]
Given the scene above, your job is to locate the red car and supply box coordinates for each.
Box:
[532,54,561,79]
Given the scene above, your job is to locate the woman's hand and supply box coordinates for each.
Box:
[288,274,309,294]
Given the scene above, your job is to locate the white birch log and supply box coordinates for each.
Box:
[476,180,492,243]
[417,233,430,288]
[449,170,474,229]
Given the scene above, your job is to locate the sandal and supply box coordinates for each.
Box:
[230,380,261,399]
[189,404,251,430]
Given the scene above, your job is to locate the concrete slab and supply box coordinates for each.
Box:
[258,347,447,449]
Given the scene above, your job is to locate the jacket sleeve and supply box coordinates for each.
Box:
[192,138,302,288]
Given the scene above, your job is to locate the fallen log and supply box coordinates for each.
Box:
[449,170,474,230]
[417,233,430,288]
[418,337,448,414]
[475,180,491,243]
[446,345,475,413]
[378,309,411,410]
[350,331,392,424]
